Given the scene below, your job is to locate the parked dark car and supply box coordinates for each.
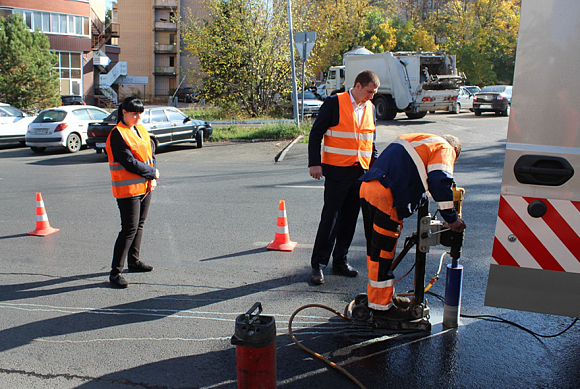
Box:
[473,85,512,116]
[175,88,199,103]
[61,95,86,106]
[86,106,213,154]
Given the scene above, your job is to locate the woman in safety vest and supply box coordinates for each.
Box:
[105,97,160,288]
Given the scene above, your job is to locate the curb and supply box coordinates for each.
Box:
[275,135,304,163]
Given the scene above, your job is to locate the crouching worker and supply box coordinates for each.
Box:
[359,133,466,320]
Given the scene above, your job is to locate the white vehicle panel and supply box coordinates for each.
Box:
[485,0,580,317]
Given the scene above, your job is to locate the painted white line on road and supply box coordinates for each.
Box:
[34,336,232,344]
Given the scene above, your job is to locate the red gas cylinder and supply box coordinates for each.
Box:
[231,303,276,389]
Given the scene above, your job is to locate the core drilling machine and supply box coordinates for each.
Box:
[345,185,465,332]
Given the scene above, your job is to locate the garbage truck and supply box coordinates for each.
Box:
[326,49,462,120]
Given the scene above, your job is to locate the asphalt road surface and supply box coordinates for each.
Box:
[1,111,579,388]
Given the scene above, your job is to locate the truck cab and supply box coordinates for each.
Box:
[325,66,345,96]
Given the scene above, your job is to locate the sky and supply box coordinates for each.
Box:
[106,0,114,10]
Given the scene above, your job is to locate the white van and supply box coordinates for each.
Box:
[485,0,580,317]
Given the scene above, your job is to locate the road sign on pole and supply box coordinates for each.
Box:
[294,31,316,61]
[294,32,316,122]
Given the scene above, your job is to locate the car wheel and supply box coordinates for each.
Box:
[503,105,511,116]
[196,130,204,148]
[474,110,482,116]
[150,138,156,154]
[452,103,460,114]
[66,133,82,153]
[429,111,435,114]
[96,148,103,154]
[31,147,46,153]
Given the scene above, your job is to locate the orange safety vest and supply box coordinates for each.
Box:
[321,92,375,169]
[105,122,154,199]
[395,133,456,212]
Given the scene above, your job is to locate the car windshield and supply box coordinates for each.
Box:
[0,105,24,117]
[480,86,508,93]
[297,91,318,99]
[33,110,67,123]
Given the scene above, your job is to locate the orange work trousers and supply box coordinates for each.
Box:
[360,180,403,311]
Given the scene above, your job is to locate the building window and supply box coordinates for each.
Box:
[14,9,89,36]
[34,12,41,31]
[56,52,83,96]
[169,56,175,67]
[42,13,50,32]
[50,13,59,33]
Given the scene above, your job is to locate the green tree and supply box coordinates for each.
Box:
[0,14,60,113]
[430,0,520,85]
[355,9,397,53]
[181,0,291,117]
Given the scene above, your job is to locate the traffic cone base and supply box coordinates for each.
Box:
[267,200,297,252]
[28,192,59,237]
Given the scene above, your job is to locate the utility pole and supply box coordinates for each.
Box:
[287,0,299,126]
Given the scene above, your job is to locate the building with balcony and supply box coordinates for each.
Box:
[0,0,128,106]
[116,0,205,101]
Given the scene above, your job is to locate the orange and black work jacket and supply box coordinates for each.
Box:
[360,133,458,222]
[308,91,377,169]
[105,122,155,199]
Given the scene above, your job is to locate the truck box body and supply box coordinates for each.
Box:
[485,0,580,317]
[339,51,460,120]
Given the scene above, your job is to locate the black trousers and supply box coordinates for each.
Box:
[311,164,365,270]
[111,193,152,276]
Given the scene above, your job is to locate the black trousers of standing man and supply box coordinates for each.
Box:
[311,163,365,270]
[111,193,152,276]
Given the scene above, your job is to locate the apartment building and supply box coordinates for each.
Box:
[0,0,127,106]
[116,0,204,100]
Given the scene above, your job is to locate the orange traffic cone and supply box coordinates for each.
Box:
[28,192,59,237]
[267,200,297,251]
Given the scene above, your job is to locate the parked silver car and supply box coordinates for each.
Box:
[26,106,109,153]
[451,86,479,113]
[295,91,324,115]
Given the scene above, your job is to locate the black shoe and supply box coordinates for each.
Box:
[109,274,128,288]
[371,305,411,321]
[128,261,153,272]
[332,262,358,277]
[311,268,324,285]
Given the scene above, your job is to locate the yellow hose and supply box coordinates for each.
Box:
[288,304,367,389]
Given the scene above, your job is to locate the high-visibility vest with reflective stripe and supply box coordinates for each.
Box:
[321,92,375,169]
[105,122,154,199]
[397,133,456,211]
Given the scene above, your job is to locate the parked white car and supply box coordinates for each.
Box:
[26,106,109,153]
[0,103,36,145]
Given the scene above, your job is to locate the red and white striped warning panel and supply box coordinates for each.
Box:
[492,195,580,273]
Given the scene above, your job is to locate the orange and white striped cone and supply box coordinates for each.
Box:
[28,192,59,237]
[267,200,297,251]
